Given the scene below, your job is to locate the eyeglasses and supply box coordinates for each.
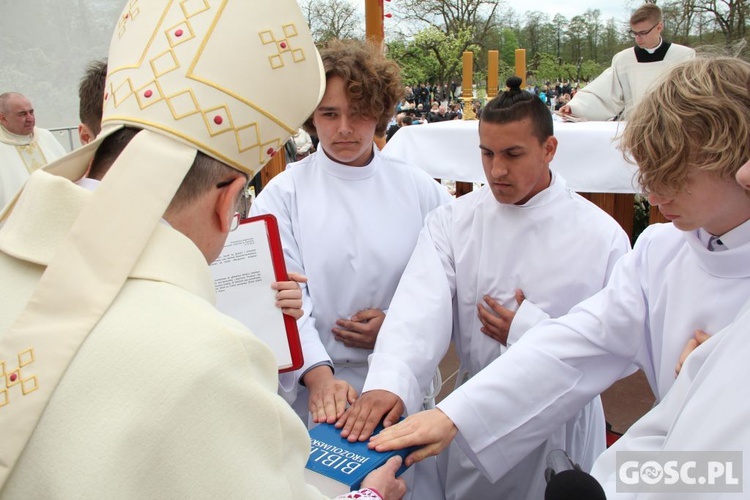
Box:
[229,212,241,232]
[216,177,252,219]
[628,22,660,37]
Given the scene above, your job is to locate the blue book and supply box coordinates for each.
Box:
[304,421,412,495]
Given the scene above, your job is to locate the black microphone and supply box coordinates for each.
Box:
[544,449,607,500]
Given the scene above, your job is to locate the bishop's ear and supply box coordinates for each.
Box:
[215,176,246,233]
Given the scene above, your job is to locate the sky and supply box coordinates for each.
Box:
[513,1,633,22]
[345,0,634,26]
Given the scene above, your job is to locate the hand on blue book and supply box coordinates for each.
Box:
[336,389,405,443]
[369,408,458,466]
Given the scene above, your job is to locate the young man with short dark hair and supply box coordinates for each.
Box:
[339,76,630,499]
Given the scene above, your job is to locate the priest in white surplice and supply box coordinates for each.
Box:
[561,4,694,121]
[0,92,66,208]
[365,57,750,500]
[339,77,630,500]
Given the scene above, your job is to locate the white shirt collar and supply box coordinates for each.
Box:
[317,145,378,181]
[697,218,750,251]
[495,170,566,210]
[644,38,663,54]
[0,124,35,146]
[76,177,101,191]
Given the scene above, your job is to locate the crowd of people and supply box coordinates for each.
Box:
[388,78,581,135]
[404,82,460,110]
[2,2,750,500]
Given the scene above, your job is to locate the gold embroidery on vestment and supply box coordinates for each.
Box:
[0,348,39,408]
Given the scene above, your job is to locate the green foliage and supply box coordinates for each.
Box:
[499,28,519,66]
[633,196,651,246]
[530,53,559,83]
[525,52,603,85]
[389,27,478,86]
[385,0,745,90]
[579,60,604,81]
[387,40,432,84]
[558,62,579,81]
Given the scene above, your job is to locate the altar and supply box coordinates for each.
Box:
[384,119,640,194]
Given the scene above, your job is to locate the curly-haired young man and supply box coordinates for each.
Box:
[251,39,450,427]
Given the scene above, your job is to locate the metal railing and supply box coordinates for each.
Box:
[48,126,79,153]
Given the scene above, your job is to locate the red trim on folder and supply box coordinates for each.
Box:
[239,214,304,373]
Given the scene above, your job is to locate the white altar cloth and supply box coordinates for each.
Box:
[384,120,640,194]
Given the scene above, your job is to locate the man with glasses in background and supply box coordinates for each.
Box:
[560,3,694,121]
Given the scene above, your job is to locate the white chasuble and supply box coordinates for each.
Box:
[0,126,66,209]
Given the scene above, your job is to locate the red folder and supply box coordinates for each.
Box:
[211,214,303,373]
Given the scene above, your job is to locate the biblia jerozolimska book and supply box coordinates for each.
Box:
[305,421,412,495]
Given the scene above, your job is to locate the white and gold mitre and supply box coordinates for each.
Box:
[99,0,324,177]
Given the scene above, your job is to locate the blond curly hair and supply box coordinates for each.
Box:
[622,56,750,196]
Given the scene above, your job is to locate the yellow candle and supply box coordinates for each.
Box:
[515,49,526,89]
[487,50,499,98]
[364,0,383,45]
[462,51,473,94]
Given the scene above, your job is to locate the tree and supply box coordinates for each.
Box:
[566,15,587,62]
[530,52,561,83]
[393,0,503,50]
[697,0,747,46]
[579,59,604,81]
[521,11,551,57]
[558,62,579,83]
[499,27,519,67]
[583,9,602,62]
[552,14,568,59]
[387,39,435,85]
[300,0,363,43]
[662,0,748,47]
[600,18,625,62]
[661,0,698,42]
[388,27,478,86]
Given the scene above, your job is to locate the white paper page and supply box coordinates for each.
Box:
[210,220,292,368]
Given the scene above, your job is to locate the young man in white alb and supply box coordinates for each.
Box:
[251,40,450,427]
[339,77,630,499]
